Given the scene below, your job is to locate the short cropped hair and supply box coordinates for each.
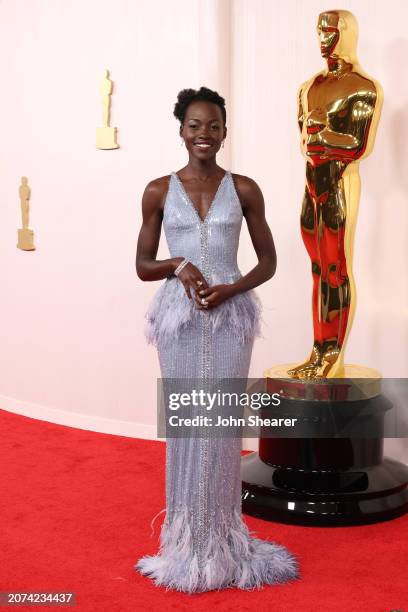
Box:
[173,86,226,125]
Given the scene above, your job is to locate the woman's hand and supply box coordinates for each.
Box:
[194,283,236,309]
[176,262,210,302]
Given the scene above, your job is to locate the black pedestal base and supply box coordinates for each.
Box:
[241,451,408,526]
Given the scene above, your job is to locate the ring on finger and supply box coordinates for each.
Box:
[201,298,208,306]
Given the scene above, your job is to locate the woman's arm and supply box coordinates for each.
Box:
[228,174,277,296]
[135,177,183,281]
[135,177,211,303]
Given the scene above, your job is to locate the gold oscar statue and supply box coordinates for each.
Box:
[17,176,35,251]
[241,12,408,527]
[285,9,383,379]
[96,69,119,149]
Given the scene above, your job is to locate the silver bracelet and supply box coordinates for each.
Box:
[174,258,189,277]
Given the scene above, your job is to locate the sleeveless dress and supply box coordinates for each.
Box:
[134,170,299,592]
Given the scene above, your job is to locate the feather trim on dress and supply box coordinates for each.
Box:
[135,505,299,593]
[144,275,264,348]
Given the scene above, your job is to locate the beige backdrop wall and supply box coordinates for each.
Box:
[0,0,406,462]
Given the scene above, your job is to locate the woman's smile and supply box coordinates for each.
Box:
[194,141,214,151]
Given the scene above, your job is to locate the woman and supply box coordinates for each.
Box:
[134,86,299,592]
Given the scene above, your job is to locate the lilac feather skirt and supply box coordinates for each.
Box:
[134,290,299,593]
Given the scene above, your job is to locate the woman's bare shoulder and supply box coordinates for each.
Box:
[144,174,172,196]
[141,174,172,213]
[230,173,262,204]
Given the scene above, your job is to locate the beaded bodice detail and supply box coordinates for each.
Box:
[144,170,263,348]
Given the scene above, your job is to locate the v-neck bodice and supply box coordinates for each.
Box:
[163,170,243,278]
[143,169,263,348]
[172,171,229,224]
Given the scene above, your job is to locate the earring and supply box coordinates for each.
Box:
[222,140,225,148]
[180,138,185,147]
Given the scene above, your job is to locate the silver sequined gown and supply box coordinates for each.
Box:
[135,170,299,592]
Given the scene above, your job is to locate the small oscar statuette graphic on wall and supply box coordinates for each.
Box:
[17,176,35,251]
[96,69,119,149]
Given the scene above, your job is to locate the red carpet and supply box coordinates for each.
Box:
[0,407,406,611]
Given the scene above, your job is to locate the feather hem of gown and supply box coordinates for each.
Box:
[134,506,299,593]
[144,276,264,348]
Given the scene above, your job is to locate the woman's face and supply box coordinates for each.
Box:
[180,101,226,159]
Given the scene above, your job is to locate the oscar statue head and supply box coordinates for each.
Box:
[317,10,358,63]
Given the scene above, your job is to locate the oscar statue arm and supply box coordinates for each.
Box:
[307,92,377,161]
[298,79,312,157]
[297,82,307,134]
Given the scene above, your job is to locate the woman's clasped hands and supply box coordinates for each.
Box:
[176,261,235,310]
